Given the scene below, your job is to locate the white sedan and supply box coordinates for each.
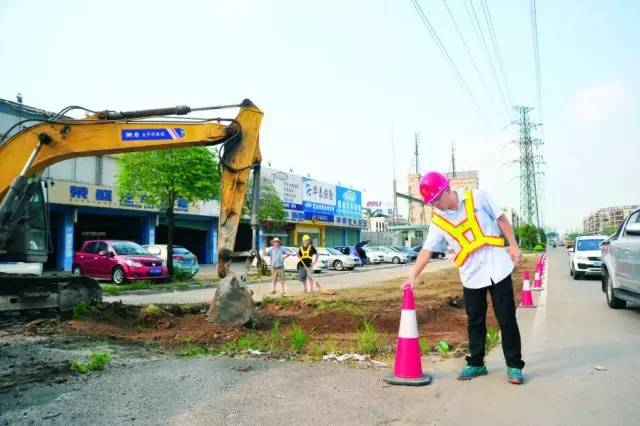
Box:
[363,245,408,264]
[255,246,328,272]
[316,247,361,271]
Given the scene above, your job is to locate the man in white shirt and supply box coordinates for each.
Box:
[407,171,525,385]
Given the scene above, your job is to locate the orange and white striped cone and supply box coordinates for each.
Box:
[532,263,544,291]
[518,269,536,308]
[384,284,433,386]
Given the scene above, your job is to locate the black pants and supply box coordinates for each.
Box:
[463,274,525,369]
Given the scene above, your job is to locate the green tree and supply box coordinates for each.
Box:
[517,224,539,250]
[537,227,547,245]
[116,148,220,277]
[242,179,286,227]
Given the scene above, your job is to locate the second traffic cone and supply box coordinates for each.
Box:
[533,264,543,291]
[384,284,433,386]
[518,269,536,308]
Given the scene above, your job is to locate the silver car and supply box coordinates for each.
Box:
[601,208,640,309]
[316,247,360,271]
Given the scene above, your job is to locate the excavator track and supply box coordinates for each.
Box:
[0,272,101,314]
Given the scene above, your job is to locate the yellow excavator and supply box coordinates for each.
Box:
[0,99,262,313]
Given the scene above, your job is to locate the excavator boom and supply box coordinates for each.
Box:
[0,99,262,313]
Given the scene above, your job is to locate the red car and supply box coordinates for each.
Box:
[72,240,168,284]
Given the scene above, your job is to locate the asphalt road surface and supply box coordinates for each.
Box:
[2,249,639,425]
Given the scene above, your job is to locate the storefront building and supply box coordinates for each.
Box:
[259,167,365,249]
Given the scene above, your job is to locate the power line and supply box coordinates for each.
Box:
[410,0,495,133]
[464,0,511,119]
[442,0,502,120]
[480,0,514,108]
[530,0,543,129]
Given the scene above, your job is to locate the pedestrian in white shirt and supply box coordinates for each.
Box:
[262,237,290,295]
[407,171,525,385]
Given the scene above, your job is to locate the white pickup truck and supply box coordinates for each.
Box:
[601,208,640,309]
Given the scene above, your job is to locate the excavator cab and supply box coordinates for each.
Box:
[1,178,48,264]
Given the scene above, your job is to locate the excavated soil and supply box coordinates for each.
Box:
[50,257,537,353]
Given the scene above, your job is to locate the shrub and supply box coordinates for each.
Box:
[533,244,545,252]
[419,337,431,354]
[486,326,501,352]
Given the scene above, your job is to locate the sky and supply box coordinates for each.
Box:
[1,0,638,233]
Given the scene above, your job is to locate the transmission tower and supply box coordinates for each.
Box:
[513,106,543,227]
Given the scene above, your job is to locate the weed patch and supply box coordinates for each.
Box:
[486,326,501,352]
[310,300,364,317]
[177,345,214,358]
[357,320,378,355]
[70,351,111,374]
[290,323,308,353]
[419,337,431,355]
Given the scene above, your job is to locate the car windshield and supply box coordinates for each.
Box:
[326,248,342,255]
[576,239,604,251]
[112,241,149,255]
[173,247,190,254]
[391,247,405,252]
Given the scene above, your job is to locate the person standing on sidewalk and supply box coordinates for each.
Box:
[297,235,318,292]
[262,237,290,295]
[406,171,526,385]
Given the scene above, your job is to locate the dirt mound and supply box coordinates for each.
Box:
[39,257,536,355]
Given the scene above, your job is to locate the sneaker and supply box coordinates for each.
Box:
[507,367,524,384]
[457,364,488,380]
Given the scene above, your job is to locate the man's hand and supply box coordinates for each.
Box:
[508,245,522,264]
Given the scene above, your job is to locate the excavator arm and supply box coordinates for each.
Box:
[0,100,262,275]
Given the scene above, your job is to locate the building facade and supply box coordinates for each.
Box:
[259,167,364,248]
[583,205,639,234]
[501,206,522,229]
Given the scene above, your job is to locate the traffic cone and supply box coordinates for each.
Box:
[518,269,536,308]
[532,263,543,291]
[384,284,433,386]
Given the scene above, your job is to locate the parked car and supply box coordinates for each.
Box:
[255,246,328,272]
[392,246,417,262]
[143,244,200,277]
[411,245,446,259]
[317,247,360,271]
[73,240,168,285]
[335,245,382,264]
[601,208,640,309]
[569,235,607,279]
[364,246,407,264]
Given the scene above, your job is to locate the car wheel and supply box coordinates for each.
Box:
[333,260,344,271]
[392,256,400,264]
[606,273,626,309]
[573,270,582,280]
[569,263,574,276]
[72,265,82,276]
[112,266,126,285]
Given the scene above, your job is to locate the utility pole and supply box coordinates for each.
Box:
[413,132,420,174]
[391,122,399,226]
[450,141,456,178]
[512,106,543,227]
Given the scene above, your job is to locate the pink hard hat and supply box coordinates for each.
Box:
[419,171,449,204]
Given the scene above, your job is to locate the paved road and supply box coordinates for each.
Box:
[3,249,639,425]
[104,259,453,305]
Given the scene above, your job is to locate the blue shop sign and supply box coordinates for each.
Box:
[336,186,362,219]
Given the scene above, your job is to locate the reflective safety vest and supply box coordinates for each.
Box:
[431,190,504,267]
[300,246,313,260]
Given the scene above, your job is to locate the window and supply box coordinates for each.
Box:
[625,212,640,236]
[101,156,117,186]
[576,239,605,251]
[96,242,108,253]
[84,242,98,253]
[112,241,148,255]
